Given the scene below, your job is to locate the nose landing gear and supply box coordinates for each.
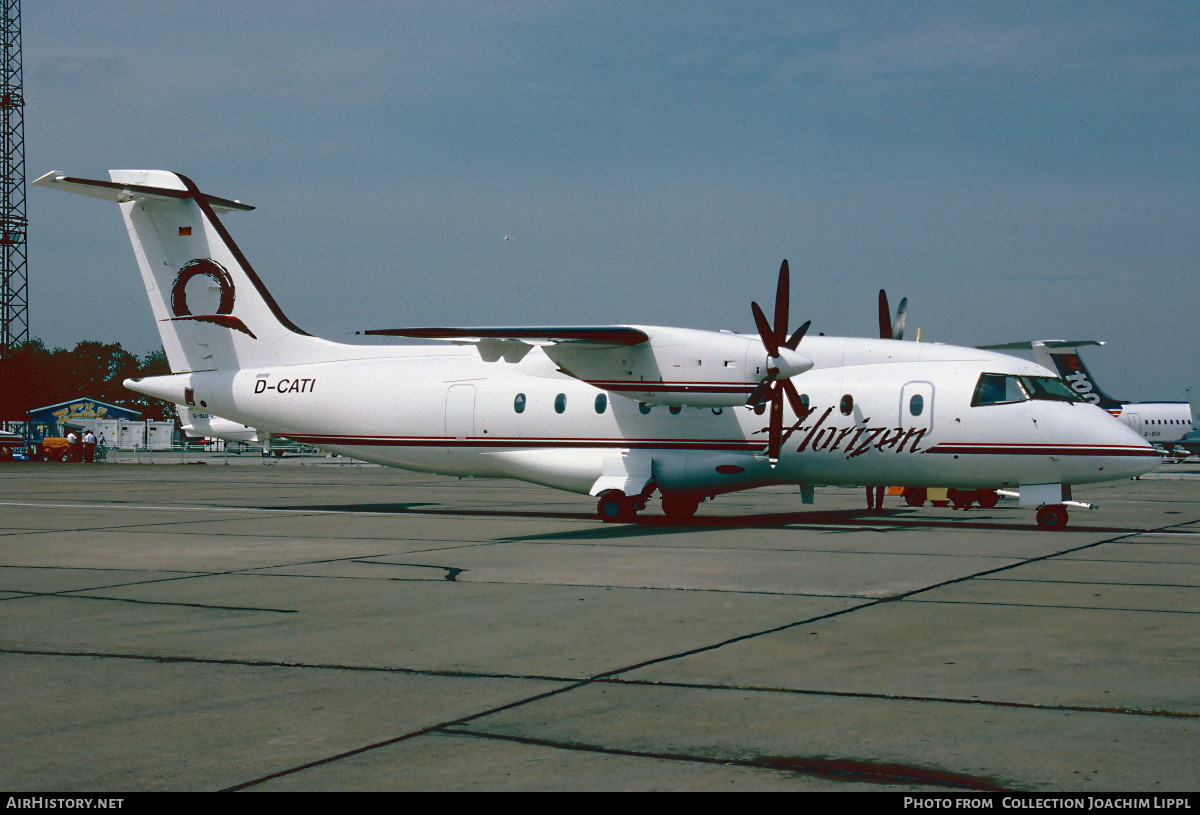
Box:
[1035,504,1069,531]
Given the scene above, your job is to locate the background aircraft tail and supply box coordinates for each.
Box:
[35,170,331,373]
[977,340,1124,409]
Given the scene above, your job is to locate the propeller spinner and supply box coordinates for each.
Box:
[747,260,815,466]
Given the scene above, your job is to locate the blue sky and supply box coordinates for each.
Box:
[25,1,1200,399]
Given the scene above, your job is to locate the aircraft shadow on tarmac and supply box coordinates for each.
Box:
[261,502,1147,539]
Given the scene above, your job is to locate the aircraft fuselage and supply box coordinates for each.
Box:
[128,336,1155,499]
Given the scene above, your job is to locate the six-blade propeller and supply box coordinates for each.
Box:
[747,260,814,466]
[878,289,908,341]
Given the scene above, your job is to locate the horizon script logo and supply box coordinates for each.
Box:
[778,406,929,458]
[168,258,257,338]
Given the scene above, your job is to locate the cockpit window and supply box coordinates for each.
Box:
[972,373,1086,407]
[973,374,1027,406]
[1021,376,1084,403]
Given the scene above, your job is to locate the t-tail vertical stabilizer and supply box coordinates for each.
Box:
[34,170,344,373]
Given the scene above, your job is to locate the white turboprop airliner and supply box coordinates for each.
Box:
[36,170,1160,530]
[979,340,1194,457]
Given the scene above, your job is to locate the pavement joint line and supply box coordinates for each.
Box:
[1051,556,1200,565]
[0,515,317,538]
[0,500,417,516]
[0,557,886,599]
[0,562,206,574]
[905,598,1200,614]
[197,600,890,790]
[981,577,1199,588]
[596,677,1200,719]
[219,678,592,792]
[578,527,1160,685]
[230,569,877,598]
[6,646,1191,723]
[0,648,580,684]
[0,590,296,613]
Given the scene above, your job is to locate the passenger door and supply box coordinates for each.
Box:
[900,381,935,433]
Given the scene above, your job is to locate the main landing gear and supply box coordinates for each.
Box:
[596,487,705,523]
[596,490,642,523]
[660,493,702,521]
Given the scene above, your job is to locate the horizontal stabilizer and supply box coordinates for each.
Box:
[33,171,254,214]
[359,326,650,347]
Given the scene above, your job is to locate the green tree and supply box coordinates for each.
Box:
[0,339,177,421]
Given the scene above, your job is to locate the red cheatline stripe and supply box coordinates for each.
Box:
[279,435,1155,457]
[281,434,762,451]
[926,444,1158,457]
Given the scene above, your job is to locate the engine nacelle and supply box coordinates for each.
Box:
[546,326,810,408]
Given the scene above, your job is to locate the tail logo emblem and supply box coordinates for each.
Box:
[168,258,257,338]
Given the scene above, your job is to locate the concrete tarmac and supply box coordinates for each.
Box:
[1,456,1197,792]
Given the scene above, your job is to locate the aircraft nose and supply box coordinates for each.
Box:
[1093,417,1160,480]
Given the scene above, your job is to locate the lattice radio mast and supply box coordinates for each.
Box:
[0,0,26,359]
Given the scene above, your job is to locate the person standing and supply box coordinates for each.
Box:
[82,429,97,463]
[66,430,80,463]
[865,485,885,514]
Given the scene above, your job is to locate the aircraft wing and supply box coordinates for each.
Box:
[977,340,1105,351]
[359,326,650,348]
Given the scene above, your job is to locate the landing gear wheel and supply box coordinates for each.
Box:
[976,489,999,509]
[1036,504,1069,531]
[661,494,700,522]
[903,487,927,507]
[948,488,975,510]
[597,491,637,523]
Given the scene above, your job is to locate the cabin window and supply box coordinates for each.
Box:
[513,393,526,414]
[909,394,924,417]
[639,402,652,414]
[554,393,567,414]
[594,394,608,414]
[839,394,854,415]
